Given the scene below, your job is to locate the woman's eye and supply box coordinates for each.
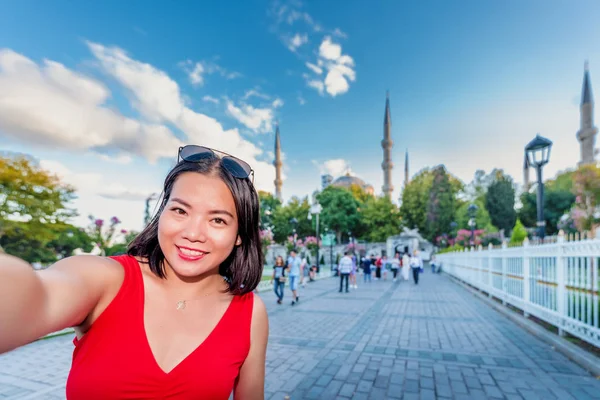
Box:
[171,207,186,215]
[213,218,226,225]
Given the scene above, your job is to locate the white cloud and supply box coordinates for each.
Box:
[288,33,308,52]
[316,159,352,177]
[40,159,150,201]
[226,100,276,133]
[305,36,356,97]
[188,63,205,86]
[319,37,342,61]
[86,42,275,191]
[332,28,347,38]
[96,153,133,164]
[243,89,270,101]
[305,62,323,75]
[0,48,180,163]
[298,96,306,105]
[202,95,219,104]
[272,98,284,108]
[179,59,241,87]
[307,79,324,95]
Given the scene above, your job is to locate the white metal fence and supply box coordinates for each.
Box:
[437,235,600,349]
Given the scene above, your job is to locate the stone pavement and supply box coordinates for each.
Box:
[1,271,600,399]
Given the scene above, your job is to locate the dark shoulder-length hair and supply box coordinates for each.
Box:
[127,157,263,295]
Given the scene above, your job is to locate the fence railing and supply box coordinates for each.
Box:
[437,234,600,349]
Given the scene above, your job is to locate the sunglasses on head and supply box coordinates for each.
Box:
[177,145,254,182]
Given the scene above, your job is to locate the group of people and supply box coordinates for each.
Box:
[337,250,426,292]
[271,249,316,305]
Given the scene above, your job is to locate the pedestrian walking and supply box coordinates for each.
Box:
[381,255,389,281]
[338,251,353,293]
[410,250,423,285]
[350,254,358,289]
[390,252,401,282]
[287,250,302,305]
[272,255,286,304]
[362,256,372,283]
[401,252,410,281]
[301,254,310,287]
[0,145,268,399]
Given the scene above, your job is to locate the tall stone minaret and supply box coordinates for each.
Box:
[381,91,394,199]
[523,153,530,191]
[273,122,283,201]
[577,61,598,165]
[404,149,409,188]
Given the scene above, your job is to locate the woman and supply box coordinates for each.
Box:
[401,252,410,281]
[0,145,268,399]
[390,252,401,282]
[272,255,286,304]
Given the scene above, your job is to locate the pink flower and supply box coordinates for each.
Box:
[94,219,104,228]
[120,229,128,234]
[110,216,121,225]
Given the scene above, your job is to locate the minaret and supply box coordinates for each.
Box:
[381,91,394,199]
[273,122,283,201]
[404,149,409,188]
[523,153,530,191]
[577,61,598,165]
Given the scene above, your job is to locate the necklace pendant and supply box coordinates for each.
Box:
[176,300,186,310]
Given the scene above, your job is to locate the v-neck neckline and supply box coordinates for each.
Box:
[135,260,236,376]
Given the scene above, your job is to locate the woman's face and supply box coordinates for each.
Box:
[158,172,240,278]
[276,256,283,265]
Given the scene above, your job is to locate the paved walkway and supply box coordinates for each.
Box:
[1,271,600,399]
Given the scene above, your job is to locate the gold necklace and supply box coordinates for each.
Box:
[176,289,225,310]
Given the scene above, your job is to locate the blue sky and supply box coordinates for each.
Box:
[1,0,599,231]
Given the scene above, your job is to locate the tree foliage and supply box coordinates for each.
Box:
[425,166,455,241]
[271,196,312,243]
[316,186,362,244]
[400,168,434,233]
[510,219,528,244]
[485,170,516,234]
[0,155,78,263]
[360,196,401,242]
[258,190,281,230]
[571,164,600,231]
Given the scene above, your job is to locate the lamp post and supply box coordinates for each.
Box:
[468,203,478,246]
[308,200,322,270]
[525,134,553,239]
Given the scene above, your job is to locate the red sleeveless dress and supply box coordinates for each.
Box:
[66,255,254,399]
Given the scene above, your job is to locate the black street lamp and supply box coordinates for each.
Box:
[525,134,553,239]
[468,203,478,246]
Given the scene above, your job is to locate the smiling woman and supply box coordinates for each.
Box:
[0,146,268,400]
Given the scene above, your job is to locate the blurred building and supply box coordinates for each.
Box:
[331,172,374,195]
[321,174,333,190]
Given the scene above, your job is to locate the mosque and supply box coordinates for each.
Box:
[272,92,408,202]
[523,63,598,189]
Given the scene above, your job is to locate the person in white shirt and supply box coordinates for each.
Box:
[338,251,353,293]
[390,253,401,282]
[409,250,423,285]
[401,252,410,281]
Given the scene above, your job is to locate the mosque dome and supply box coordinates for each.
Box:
[331,172,374,194]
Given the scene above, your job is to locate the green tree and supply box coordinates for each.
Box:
[316,186,361,244]
[518,183,575,236]
[400,168,434,233]
[510,219,528,244]
[105,231,139,256]
[425,166,455,241]
[271,196,311,243]
[0,155,77,263]
[47,223,94,258]
[485,170,517,234]
[360,196,402,242]
[572,164,600,231]
[455,199,492,231]
[258,190,281,230]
